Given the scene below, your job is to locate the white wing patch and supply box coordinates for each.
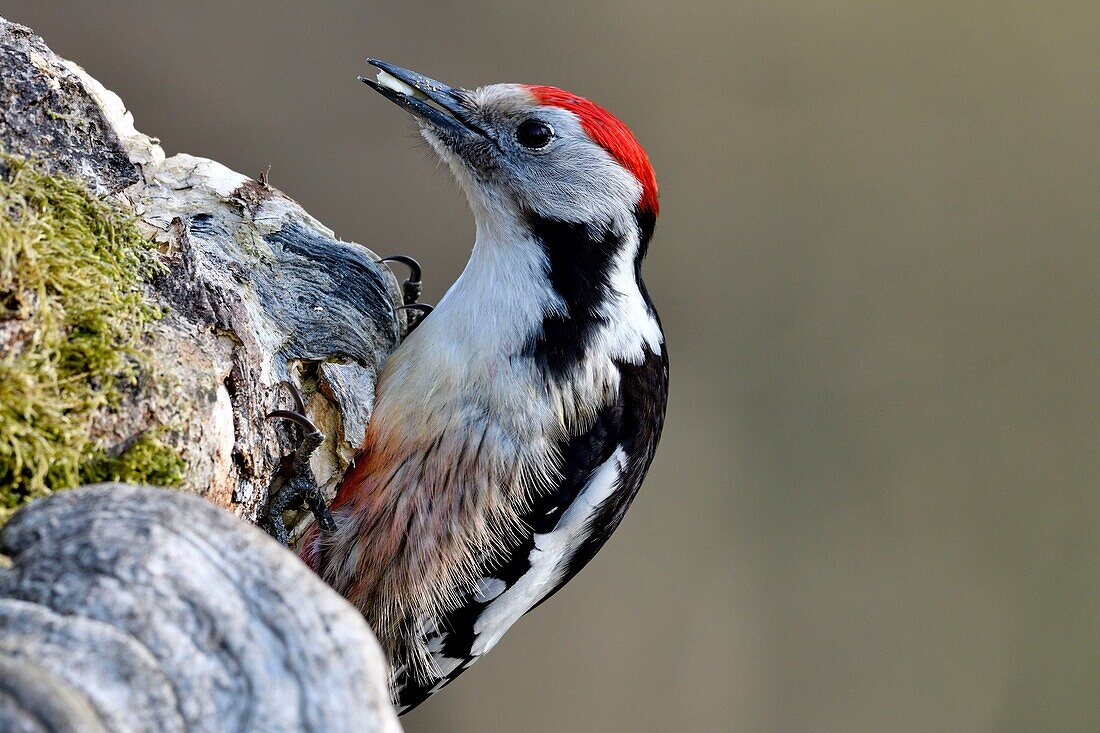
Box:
[473,577,507,603]
[468,447,627,657]
[425,635,465,678]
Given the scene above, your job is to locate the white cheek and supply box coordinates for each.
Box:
[524,149,643,224]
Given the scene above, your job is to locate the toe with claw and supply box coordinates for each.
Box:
[264,382,337,546]
[381,254,433,331]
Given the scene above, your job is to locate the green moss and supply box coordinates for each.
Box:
[0,153,182,519]
[82,430,188,488]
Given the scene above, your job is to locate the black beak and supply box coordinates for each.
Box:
[359,59,488,142]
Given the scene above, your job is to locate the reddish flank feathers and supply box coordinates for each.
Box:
[527,85,659,216]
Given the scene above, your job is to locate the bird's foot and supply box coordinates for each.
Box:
[263,382,336,547]
[381,254,433,331]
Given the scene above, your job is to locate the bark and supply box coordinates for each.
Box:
[0,16,404,521]
[0,16,405,731]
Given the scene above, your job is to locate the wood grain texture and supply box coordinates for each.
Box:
[0,15,405,524]
[0,484,403,733]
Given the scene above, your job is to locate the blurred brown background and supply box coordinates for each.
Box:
[6,2,1097,731]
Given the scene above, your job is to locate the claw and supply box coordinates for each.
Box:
[266,409,323,438]
[380,254,422,286]
[284,379,307,413]
[396,303,433,315]
[380,254,423,305]
[266,381,322,441]
[395,301,433,334]
[263,382,336,544]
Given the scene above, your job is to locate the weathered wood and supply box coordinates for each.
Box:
[0,16,407,730]
[0,16,405,524]
[0,484,402,732]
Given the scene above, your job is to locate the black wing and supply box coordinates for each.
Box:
[395,342,669,712]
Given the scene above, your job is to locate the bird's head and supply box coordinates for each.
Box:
[362,59,658,233]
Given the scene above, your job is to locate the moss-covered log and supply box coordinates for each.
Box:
[0,154,182,516]
[0,17,404,528]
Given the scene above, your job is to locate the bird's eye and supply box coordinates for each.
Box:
[515,120,554,150]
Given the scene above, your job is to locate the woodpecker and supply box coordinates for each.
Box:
[296,59,668,713]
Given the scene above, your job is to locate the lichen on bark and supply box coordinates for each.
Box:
[0,153,183,518]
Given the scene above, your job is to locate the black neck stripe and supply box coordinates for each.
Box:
[521,212,624,381]
[520,207,657,382]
